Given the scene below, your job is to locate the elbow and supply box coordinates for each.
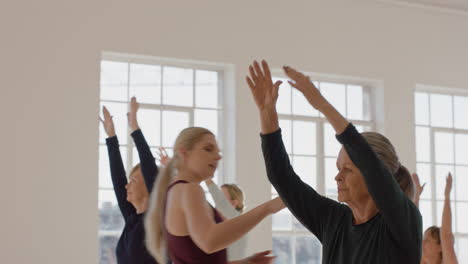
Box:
[197,240,220,254]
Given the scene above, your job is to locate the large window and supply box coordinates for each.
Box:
[414,90,468,262]
[271,75,375,263]
[98,54,230,264]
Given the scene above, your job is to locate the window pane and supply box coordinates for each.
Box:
[99,146,112,189]
[129,63,161,104]
[293,121,316,155]
[163,66,193,107]
[458,237,468,263]
[414,92,429,125]
[430,94,453,128]
[99,235,119,264]
[455,134,468,165]
[194,109,218,137]
[415,126,430,162]
[320,82,346,116]
[195,70,218,108]
[293,89,318,116]
[434,132,454,164]
[99,102,128,144]
[272,208,292,231]
[295,236,321,264]
[416,163,431,199]
[324,123,341,157]
[162,111,189,147]
[455,166,468,201]
[293,156,316,188]
[138,109,161,147]
[456,202,468,233]
[325,157,338,196]
[454,96,468,129]
[275,77,291,115]
[347,85,363,120]
[435,165,454,200]
[98,190,125,231]
[419,200,433,231]
[279,119,292,153]
[100,61,128,101]
[272,236,292,264]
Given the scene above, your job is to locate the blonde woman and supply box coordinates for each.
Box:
[145,127,285,264]
[413,173,458,264]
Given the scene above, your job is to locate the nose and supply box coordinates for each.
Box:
[216,152,222,160]
[334,171,342,182]
[125,183,130,189]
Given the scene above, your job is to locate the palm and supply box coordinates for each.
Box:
[246,60,282,111]
[157,147,170,166]
[283,66,323,110]
[128,96,139,130]
[411,173,425,197]
[100,106,116,137]
[247,250,275,264]
[445,173,453,197]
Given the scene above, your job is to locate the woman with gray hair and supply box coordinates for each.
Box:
[246,60,422,263]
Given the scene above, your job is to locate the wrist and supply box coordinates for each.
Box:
[130,124,140,132]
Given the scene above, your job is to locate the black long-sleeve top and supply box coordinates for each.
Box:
[106,129,158,264]
[261,123,422,264]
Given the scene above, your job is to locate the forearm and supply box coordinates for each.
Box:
[131,129,158,191]
[441,195,453,235]
[319,102,349,135]
[413,196,420,208]
[259,107,279,135]
[204,203,270,253]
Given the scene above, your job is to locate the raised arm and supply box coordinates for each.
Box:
[411,172,426,208]
[100,106,135,219]
[205,179,239,219]
[284,66,421,248]
[441,173,458,264]
[181,183,284,257]
[128,96,158,192]
[247,60,343,240]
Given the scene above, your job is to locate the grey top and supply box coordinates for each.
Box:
[207,183,248,261]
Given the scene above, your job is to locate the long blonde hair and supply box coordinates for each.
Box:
[144,127,214,263]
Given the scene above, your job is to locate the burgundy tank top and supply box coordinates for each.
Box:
[165,180,227,264]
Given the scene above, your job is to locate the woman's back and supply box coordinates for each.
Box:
[165,180,227,264]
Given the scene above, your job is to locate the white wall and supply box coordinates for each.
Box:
[1,0,467,263]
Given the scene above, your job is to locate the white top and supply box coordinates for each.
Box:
[207,183,248,261]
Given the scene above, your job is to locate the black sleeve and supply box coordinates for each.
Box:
[106,136,135,220]
[261,129,345,241]
[336,123,422,249]
[131,129,158,192]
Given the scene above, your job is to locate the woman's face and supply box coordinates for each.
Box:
[221,187,239,209]
[335,147,371,204]
[182,134,222,181]
[422,231,441,262]
[125,169,149,207]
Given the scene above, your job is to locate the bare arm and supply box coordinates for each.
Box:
[181,183,284,254]
[411,173,426,208]
[441,173,458,264]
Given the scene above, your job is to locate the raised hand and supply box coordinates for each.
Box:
[100,106,116,137]
[445,172,453,198]
[156,147,170,167]
[246,250,276,264]
[411,173,426,206]
[246,60,282,112]
[127,96,140,132]
[283,66,327,110]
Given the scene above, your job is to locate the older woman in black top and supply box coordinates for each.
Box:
[246,60,422,263]
[100,97,159,264]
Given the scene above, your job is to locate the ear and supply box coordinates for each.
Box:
[178,147,189,161]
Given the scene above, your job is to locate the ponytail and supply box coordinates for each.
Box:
[144,156,178,263]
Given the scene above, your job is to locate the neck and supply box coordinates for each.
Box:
[134,197,149,214]
[347,198,378,225]
[174,168,203,184]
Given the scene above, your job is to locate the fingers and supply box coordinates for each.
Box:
[99,116,104,123]
[253,60,264,80]
[249,65,259,83]
[273,80,282,98]
[261,60,272,81]
[246,76,255,91]
[102,106,112,120]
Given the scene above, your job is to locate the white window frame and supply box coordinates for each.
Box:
[97,52,235,262]
[414,85,468,258]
